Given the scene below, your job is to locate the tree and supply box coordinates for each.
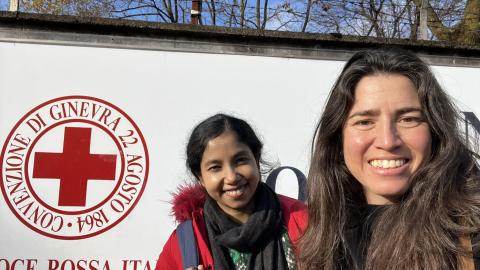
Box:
[298,0,478,44]
[21,0,115,17]
[16,0,480,45]
[412,0,479,44]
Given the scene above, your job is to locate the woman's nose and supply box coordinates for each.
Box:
[223,165,238,183]
[374,121,402,150]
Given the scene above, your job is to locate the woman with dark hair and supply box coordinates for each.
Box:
[156,113,307,270]
[299,48,480,270]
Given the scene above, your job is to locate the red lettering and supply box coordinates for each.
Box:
[61,260,74,270]
[51,216,64,232]
[12,133,31,148]
[48,259,59,270]
[80,102,89,118]
[117,190,134,205]
[102,261,110,270]
[12,188,30,205]
[5,156,23,167]
[121,184,137,194]
[26,113,46,133]
[46,259,113,270]
[18,201,34,215]
[127,162,143,174]
[142,261,152,270]
[121,260,151,270]
[5,165,22,172]
[6,179,23,195]
[124,174,141,185]
[40,212,54,228]
[91,104,102,119]
[129,260,141,270]
[66,102,77,118]
[23,207,63,232]
[110,199,124,213]
[98,109,112,126]
[119,131,138,148]
[26,259,37,270]
[27,207,46,225]
[0,259,9,269]
[8,145,26,158]
[11,259,24,269]
[0,259,37,270]
[88,260,99,270]
[49,104,62,120]
[106,117,120,132]
[77,259,87,270]
[61,103,68,118]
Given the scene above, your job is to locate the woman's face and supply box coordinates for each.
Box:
[199,130,260,223]
[342,74,431,205]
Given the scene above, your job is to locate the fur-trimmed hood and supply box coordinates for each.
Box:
[171,183,207,223]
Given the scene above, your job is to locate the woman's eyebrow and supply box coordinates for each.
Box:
[396,107,423,115]
[203,159,220,167]
[233,150,251,158]
[348,107,423,120]
[347,109,379,119]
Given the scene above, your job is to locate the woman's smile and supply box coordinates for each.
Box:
[223,183,248,199]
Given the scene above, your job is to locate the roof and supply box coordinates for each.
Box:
[1,11,479,66]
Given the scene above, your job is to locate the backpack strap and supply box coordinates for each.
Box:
[176,219,199,268]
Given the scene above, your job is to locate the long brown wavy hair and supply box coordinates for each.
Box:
[299,48,480,270]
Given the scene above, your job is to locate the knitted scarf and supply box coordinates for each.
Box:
[203,182,289,270]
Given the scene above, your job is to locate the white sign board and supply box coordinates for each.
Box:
[0,40,479,270]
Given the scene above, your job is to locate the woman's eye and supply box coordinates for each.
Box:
[236,157,249,164]
[357,120,372,125]
[353,119,374,130]
[399,116,422,127]
[208,165,221,171]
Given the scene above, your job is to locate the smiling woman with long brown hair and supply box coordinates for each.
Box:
[299,48,480,270]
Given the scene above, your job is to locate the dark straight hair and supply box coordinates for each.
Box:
[299,48,480,270]
[186,113,263,179]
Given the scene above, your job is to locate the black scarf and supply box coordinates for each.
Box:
[203,182,289,270]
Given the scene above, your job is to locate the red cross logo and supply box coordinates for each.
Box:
[2,96,148,239]
[33,127,117,207]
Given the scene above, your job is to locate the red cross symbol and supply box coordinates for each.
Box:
[33,127,117,207]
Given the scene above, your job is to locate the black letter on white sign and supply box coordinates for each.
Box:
[266,166,306,202]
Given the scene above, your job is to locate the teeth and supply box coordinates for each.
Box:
[369,159,406,169]
[225,185,245,197]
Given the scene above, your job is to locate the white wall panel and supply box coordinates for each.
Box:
[0,41,477,269]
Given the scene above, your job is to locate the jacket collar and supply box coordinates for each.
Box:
[171,183,206,222]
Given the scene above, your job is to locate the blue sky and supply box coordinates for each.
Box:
[0,0,7,10]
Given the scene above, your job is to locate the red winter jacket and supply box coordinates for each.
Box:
[155,184,308,270]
